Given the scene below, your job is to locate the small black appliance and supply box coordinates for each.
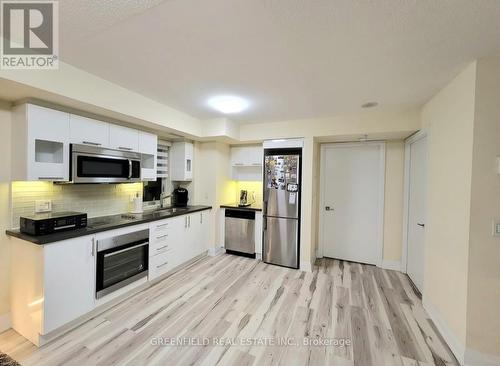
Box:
[172,187,189,207]
[20,211,87,235]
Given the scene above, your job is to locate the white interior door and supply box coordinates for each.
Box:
[320,143,385,265]
[406,135,427,292]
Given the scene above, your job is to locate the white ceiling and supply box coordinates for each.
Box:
[58,0,500,124]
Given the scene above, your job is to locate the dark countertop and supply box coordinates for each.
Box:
[6,205,212,245]
[220,202,262,211]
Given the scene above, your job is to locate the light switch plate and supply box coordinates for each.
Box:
[35,200,52,213]
[493,220,500,237]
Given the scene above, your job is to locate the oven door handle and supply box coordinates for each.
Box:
[103,241,148,258]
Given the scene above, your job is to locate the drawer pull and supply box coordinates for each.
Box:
[118,146,133,151]
[156,245,169,251]
[156,234,168,240]
[156,223,169,228]
[156,262,169,269]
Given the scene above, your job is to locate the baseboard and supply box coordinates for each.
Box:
[0,312,11,333]
[300,260,313,272]
[465,348,500,366]
[422,298,465,365]
[208,246,225,257]
[381,260,402,271]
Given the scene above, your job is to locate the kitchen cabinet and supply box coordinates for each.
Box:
[11,104,70,181]
[69,114,109,147]
[109,124,139,152]
[186,210,210,258]
[11,103,158,182]
[170,141,193,181]
[149,210,210,280]
[10,235,95,346]
[230,145,263,166]
[139,131,158,180]
[43,236,95,334]
[230,145,263,181]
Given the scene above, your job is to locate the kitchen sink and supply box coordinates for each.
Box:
[152,207,188,217]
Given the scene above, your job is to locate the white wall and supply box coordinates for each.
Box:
[466,54,500,360]
[421,62,477,360]
[383,141,405,263]
[193,141,234,251]
[0,102,12,322]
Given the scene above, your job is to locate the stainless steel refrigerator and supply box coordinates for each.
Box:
[263,148,301,269]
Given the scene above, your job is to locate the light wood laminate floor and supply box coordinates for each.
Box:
[0,254,458,366]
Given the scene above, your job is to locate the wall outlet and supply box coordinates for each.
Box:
[35,200,52,213]
[493,220,500,237]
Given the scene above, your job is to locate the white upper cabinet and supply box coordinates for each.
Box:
[69,115,109,147]
[11,103,158,182]
[230,145,263,181]
[109,124,139,152]
[139,131,158,180]
[170,141,193,181]
[230,145,263,166]
[12,104,70,181]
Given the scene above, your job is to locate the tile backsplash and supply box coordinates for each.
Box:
[11,182,142,228]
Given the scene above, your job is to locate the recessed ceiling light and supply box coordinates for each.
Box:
[207,95,249,114]
[361,102,378,108]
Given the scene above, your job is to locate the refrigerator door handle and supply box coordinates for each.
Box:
[263,217,267,231]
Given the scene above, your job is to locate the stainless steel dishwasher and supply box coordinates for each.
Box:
[225,209,256,258]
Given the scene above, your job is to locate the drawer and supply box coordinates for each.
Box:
[150,230,172,246]
[150,240,174,256]
[149,251,176,280]
[150,220,172,237]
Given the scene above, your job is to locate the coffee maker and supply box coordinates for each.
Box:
[172,187,189,207]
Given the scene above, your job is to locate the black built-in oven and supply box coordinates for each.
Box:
[71,144,141,183]
[96,229,149,299]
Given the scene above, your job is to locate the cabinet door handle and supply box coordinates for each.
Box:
[417,223,425,227]
[188,216,191,228]
[185,217,187,228]
[119,146,133,151]
[91,238,95,257]
[82,141,101,146]
[200,213,202,224]
[39,177,64,180]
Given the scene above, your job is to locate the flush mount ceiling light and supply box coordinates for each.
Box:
[207,95,249,114]
[361,101,378,108]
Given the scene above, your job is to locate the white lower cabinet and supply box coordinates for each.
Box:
[43,237,95,334]
[10,210,211,347]
[149,210,210,280]
[10,235,95,346]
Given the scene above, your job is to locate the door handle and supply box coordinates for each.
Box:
[417,223,425,227]
[325,206,334,211]
[128,159,132,179]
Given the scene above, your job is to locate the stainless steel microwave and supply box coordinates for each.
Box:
[71,144,141,183]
